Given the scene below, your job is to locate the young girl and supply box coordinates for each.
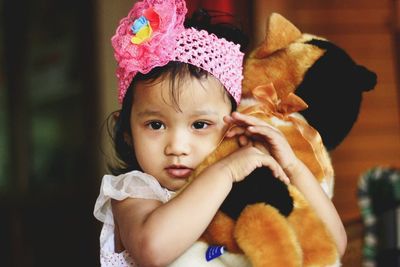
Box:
[94,0,347,266]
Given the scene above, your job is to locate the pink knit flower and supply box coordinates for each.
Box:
[112,0,188,103]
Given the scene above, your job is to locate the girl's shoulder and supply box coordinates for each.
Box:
[94,170,174,224]
[103,170,174,202]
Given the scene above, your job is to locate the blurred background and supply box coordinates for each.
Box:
[0,0,399,266]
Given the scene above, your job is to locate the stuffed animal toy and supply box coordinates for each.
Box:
[170,12,377,267]
[242,13,377,151]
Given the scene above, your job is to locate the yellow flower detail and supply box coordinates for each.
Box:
[131,24,153,44]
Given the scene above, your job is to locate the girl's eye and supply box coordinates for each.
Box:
[192,121,210,130]
[147,121,165,130]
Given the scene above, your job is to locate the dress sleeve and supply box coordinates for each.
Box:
[93,170,173,225]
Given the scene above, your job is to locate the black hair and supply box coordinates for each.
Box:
[107,9,248,175]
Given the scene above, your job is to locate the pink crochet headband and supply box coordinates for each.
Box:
[111,0,244,104]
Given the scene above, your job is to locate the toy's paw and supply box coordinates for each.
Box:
[287,186,339,266]
[202,211,241,253]
[235,203,302,267]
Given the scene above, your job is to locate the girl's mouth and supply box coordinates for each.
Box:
[165,165,193,179]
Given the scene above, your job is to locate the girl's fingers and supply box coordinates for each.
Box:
[261,155,290,184]
[270,162,290,184]
[238,135,254,147]
[232,112,282,137]
[227,112,281,139]
[254,142,270,155]
[231,112,268,127]
[226,126,246,138]
[223,115,234,124]
[247,125,282,139]
[224,115,244,138]
[239,135,247,146]
[227,112,293,185]
[278,171,290,185]
[277,166,290,185]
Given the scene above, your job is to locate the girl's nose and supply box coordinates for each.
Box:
[164,130,191,156]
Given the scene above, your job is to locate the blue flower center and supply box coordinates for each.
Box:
[131,16,149,34]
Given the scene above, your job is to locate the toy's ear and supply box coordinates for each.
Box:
[353,64,377,92]
[254,13,302,59]
[295,39,378,150]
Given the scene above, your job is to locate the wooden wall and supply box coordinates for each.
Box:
[254,0,400,266]
[96,0,133,172]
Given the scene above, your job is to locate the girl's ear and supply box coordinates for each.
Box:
[113,111,121,121]
[113,109,133,147]
[113,110,132,145]
[253,13,302,59]
[123,132,133,147]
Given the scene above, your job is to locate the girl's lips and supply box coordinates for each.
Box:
[165,167,193,179]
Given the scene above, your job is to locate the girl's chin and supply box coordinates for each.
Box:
[163,179,188,191]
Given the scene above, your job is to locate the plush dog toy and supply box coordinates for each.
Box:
[170,13,376,267]
[242,13,377,151]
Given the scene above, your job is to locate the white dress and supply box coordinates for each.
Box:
[93,170,251,267]
[93,171,175,266]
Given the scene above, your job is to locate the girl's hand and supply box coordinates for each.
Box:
[218,144,290,184]
[224,112,299,172]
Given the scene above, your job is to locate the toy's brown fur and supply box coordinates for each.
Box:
[182,13,340,266]
[235,203,302,267]
[287,186,338,266]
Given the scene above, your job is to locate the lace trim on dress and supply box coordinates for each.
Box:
[93,170,175,225]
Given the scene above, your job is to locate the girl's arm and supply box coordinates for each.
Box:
[112,163,232,267]
[225,112,347,257]
[113,145,288,267]
[284,158,347,256]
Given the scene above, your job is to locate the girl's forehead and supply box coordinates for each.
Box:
[134,75,228,105]
[132,75,230,115]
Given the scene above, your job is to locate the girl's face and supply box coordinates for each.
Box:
[130,75,231,191]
